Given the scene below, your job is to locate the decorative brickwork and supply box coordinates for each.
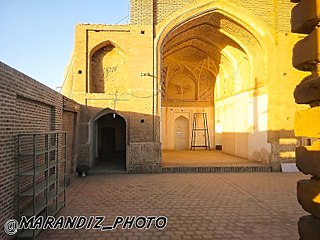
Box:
[130,0,154,25]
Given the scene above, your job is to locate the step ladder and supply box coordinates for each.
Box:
[191,112,210,150]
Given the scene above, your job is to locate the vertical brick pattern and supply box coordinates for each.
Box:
[0,61,78,240]
[278,1,295,32]
[130,0,154,25]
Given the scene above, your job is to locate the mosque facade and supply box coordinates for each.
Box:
[61,0,306,172]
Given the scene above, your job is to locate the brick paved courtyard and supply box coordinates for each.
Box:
[39,173,307,240]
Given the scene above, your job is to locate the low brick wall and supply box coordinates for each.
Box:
[127,142,162,173]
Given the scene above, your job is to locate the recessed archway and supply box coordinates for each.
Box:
[94,113,126,171]
[158,4,273,165]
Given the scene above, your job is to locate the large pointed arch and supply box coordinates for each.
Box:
[156,0,276,163]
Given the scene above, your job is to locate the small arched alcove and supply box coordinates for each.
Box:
[89,41,126,93]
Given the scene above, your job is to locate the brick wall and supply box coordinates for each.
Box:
[130,0,294,33]
[154,0,194,24]
[0,61,79,240]
[130,0,154,25]
[62,97,80,185]
[127,142,162,173]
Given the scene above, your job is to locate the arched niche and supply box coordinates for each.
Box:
[89,41,126,93]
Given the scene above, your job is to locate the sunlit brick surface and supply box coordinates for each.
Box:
[39,173,306,240]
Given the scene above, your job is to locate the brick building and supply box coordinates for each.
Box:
[62,0,306,172]
[0,1,314,239]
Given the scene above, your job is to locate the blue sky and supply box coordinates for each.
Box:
[0,0,130,90]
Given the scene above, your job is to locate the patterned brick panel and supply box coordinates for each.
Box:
[130,0,154,25]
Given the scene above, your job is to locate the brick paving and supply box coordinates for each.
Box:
[39,172,307,240]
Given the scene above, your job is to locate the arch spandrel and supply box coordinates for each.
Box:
[156,1,275,51]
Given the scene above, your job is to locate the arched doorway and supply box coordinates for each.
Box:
[96,113,126,170]
[175,116,189,150]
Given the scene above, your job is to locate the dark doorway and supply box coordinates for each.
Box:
[100,127,116,154]
[97,113,126,171]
